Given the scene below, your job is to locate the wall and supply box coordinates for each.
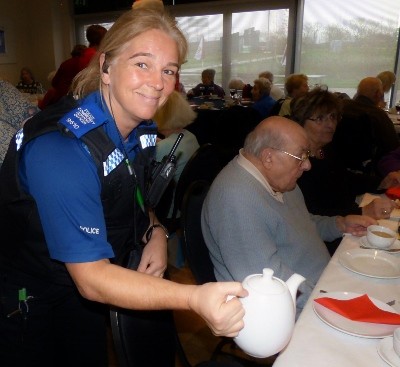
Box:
[0,0,74,89]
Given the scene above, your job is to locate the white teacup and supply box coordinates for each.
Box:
[366,225,396,249]
[394,328,400,356]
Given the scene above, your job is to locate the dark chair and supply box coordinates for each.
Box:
[180,180,272,366]
[268,98,286,117]
[186,109,222,145]
[110,249,186,367]
[109,245,251,367]
[162,143,234,234]
[181,180,215,284]
[215,105,262,154]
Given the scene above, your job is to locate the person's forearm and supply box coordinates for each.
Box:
[66,260,195,310]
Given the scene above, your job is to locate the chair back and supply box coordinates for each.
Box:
[110,250,185,367]
[171,143,234,222]
[268,98,286,116]
[181,180,216,284]
[215,105,262,153]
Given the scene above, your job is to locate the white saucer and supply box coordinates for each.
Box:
[339,248,400,279]
[378,337,400,367]
[360,236,400,253]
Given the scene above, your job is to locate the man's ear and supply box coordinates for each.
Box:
[260,148,273,167]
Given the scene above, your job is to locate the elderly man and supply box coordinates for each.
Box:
[187,68,225,98]
[332,77,400,175]
[201,116,376,312]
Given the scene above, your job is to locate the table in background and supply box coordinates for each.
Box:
[388,113,400,135]
[273,234,400,367]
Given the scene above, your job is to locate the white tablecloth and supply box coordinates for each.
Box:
[273,235,400,367]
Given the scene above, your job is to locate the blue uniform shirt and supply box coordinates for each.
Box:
[19,91,156,263]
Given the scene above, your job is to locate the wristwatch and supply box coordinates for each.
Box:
[145,223,169,243]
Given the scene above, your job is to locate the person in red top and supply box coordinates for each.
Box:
[77,24,107,71]
[39,44,87,110]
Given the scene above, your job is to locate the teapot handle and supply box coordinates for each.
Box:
[226,294,236,302]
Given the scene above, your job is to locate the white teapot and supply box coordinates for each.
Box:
[234,268,305,358]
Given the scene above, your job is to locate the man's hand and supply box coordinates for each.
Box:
[187,282,248,337]
[336,215,377,236]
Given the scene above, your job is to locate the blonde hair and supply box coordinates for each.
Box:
[285,73,308,96]
[376,71,396,93]
[71,8,188,98]
[153,91,196,130]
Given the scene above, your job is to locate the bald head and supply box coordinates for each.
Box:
[357,77,383,106]
[243,116,311,193]
[244,116,308,157]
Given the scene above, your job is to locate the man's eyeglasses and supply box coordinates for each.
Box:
[308,112,341,124]
[270,147,311,166]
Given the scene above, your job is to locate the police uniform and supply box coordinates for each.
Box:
[0,91,158,366]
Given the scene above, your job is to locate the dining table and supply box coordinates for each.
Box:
[389,113,400,135]
[273,225,400,367]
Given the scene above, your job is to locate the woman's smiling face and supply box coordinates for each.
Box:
[102,28,179,134]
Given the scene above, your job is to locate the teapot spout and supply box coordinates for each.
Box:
[286,273,306,307]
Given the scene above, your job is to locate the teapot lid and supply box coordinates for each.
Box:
[245,268,285,295]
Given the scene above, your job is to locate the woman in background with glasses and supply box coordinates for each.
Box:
[290,87,399,253]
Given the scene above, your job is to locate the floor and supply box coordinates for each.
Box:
[107,262,276,366]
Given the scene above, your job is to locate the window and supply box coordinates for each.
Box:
[171,0,295,93]
[301,0,400,105]
[74,0,400,105]
[229,10,289,88]
[176,14,223,90]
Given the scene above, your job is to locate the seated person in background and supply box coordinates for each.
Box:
[228,78,252,100]
[187,68,225,98]
[16,67,44,94]
[250,77,276,119]
[275,73,309,117]
[331,77,400,176]
[154,91,200,217]
[258,71,284,101]
[202,116,375,313]
[291,87,398,223]
[39,44,88,110]
[376,70,396,109]
[78,24,107,71]
[378,147,400,177]
[0,79,39,166]
[175,71,186,95]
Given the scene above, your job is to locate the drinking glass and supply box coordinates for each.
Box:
[236,89,243,105]
[395,101,400,115]
[199,86,205,96]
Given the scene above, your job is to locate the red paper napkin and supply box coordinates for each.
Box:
[314,294,400,324]
[386,186,400,200]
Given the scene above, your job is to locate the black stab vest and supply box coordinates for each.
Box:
[0,96,154,285]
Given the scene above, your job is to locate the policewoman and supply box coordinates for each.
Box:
[0,8,246,366]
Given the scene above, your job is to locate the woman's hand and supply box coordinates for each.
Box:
[378,171,400,189]
[362,197,399,219]
[137,227,168,277]
[188,282,248,337]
